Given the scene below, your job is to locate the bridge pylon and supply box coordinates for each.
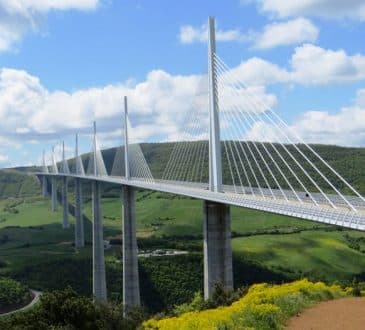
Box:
[92,180,107,301]
[74,134,84,248]
[204,16,233,300]
[41,150,49,197]
[91,123,107,301]
[122,96,140,313]
[62,141,69,229]
[208,16,222,193]
[203,200,233,299]
[51,146,58,212]
[62,176,69,229]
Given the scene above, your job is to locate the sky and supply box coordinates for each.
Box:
[1,0,365,168]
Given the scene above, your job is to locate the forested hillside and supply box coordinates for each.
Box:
[1,143,365,199]
[0,170,40,199]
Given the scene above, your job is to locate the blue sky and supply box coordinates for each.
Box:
[1,0,365,168]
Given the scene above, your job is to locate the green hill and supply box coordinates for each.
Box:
[0,169,40,199]
[0,143,364,313]
[2,142,365,199]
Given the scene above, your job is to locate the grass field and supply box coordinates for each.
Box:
[0,190,364,290]
[80,191,324,238]
[232,230,365,282]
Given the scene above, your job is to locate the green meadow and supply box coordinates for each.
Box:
[0,190,364,286]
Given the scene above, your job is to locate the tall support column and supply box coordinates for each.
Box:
[122,185,140,313]
[122,96,140,313]
[51,177,57,212]
[62,176,69,229]
[203,200,233,300]
[208,16,222,193]
[75,178,84,247]
[124,96,130,180]
[92,180,107,301]
[41,150,49,197]
[41,176,48,197]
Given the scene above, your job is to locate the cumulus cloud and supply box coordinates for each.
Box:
[244,88,365,147]
[179,18,319,49]
[0,0,100,52]
[0,67,277,150]
[226,44,365,85]
[218,84,277,113]
[291,88,365,146]
[252,18,319,49]
[179,24,247,44]
[0,154,9,163]
[1,41,363,150]
[291,44,365,84]
[225,57,289,86]
[250,0,365,20]
[13,0,99,11]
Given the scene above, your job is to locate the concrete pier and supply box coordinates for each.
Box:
[41,175,48,197]
[62,176,69,229]
[122,185,140,313]
[92,180,107,301]
[75,178,84,247]
[51,177,57,212]
[203,200,233,300]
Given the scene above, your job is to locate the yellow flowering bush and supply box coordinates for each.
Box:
[143,279,348,330]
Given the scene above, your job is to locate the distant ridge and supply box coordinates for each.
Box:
[1,143,365,199]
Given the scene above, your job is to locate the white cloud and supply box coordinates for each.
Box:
[291,44,365,84]
[252,18,319,49]
[227,44,365,85]
[2,42,363,151]
[0,67,277,150]
[251,0,365,20]
[225,57,289,86]
[179,24,247,44]
[0,0,100,52]
[12,0,99,11]
[179,18,319,49]
[0,154,9,163]
[219,84,277,113]
[291,88,365,146]
[244,88,365,147]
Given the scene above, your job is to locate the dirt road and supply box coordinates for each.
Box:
[286,297,365,330]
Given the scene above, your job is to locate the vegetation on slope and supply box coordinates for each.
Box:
[143,279,348,330]
[5,143,365,196]
[0,277,31,313]
[0,286,146,330]
[0,279,354,330]
[0,192,364,314]
[98,142,365,195]
[0,170,40,199]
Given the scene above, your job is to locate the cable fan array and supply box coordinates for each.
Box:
[214,53,365,211]
[162,75,209,185]
[41,52,365,216]
[111,116,154,183]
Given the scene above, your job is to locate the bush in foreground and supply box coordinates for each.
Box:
[143,279,348,330]
[0,287,147,330]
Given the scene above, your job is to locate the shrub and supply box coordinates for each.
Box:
[0,277,31,310]
[0,287,147,329]
[143,279,347,330]
[352,278,362,297]
[352,286,361,297]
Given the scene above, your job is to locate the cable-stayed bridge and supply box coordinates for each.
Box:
[35,17,365,312]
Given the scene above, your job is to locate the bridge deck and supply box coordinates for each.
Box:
[36,173,365,231]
